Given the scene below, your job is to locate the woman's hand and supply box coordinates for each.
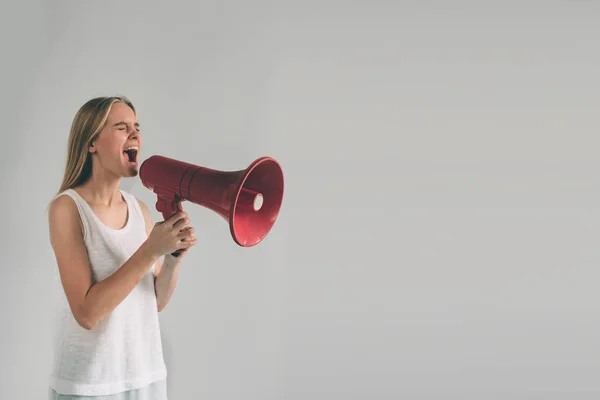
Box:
[144,211,197,259]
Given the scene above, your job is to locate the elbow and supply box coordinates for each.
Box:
[75,318,96,330]
[77,315,98,330]
[79,319,98,330]
[74,309,99,330]
[157,303,166,313]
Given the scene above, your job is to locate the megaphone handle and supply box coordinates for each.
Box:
[155,196,187,258]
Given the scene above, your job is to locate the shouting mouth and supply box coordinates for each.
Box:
[123,146,139,165]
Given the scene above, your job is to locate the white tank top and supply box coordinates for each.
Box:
[48,189,167,396]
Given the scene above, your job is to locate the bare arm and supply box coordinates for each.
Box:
[48,195,159,330]
[154,254,181,312]
[138,199,193,312]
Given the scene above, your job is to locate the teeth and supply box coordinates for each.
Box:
[124,146,138,163]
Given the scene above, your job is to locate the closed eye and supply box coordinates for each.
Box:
[113,122,140,131]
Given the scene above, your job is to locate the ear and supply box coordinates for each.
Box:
[89,141,96,153]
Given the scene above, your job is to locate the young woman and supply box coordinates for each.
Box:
[47,96,196,399]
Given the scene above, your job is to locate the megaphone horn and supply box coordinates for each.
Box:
[139,155,284,253]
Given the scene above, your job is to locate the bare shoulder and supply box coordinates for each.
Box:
[48,193,85,254]
[48,194,82,236]
[49,193,75,215]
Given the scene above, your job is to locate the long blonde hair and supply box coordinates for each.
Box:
[56,96,136,194]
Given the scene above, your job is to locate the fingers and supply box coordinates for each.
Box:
[177,227,195,242]
[166,211,185,223]
[176,224,195,243]
[164,211,197,251]
[177,235,197,249]
[173,217,191,231]
[166,212,192,231]
[177,226,194,236]
[166,211,188,226]
[184,237,197,248]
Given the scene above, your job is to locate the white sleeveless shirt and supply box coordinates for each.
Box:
[49,189,167,396]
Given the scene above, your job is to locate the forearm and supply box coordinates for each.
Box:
[155,254,182,312]
[82,243,158,329]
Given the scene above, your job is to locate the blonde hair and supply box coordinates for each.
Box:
[57,96,136,194]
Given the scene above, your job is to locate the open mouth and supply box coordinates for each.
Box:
[123,146,139,164]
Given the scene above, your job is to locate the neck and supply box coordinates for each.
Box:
[78,165,123,206]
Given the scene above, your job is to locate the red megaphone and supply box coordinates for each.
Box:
[139,155,284,255]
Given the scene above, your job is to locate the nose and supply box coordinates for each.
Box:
[128,126,139,137]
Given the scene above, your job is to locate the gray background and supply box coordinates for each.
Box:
[1,1,599,399]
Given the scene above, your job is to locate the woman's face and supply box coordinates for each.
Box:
[90,102,142,178]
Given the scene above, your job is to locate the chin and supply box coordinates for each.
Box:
[117,163,139,178]
[125,166,139,177]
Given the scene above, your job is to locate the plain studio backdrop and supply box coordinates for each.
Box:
[1,1,599,399]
